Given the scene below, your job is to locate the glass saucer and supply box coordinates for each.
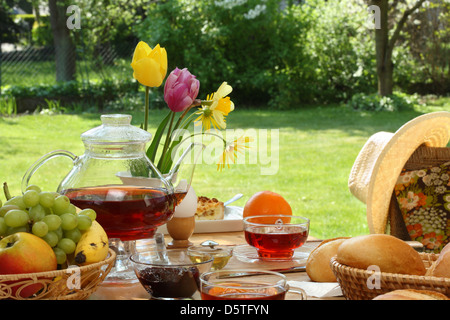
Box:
[233,243,314,264]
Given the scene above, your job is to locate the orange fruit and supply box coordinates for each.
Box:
[243,191,292,224]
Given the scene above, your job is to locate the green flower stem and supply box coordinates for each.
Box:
[179,110,199,129]
[146,111,171,163]
[144,86,150,131]
[152,100,217,173]
[158,111,176,171]
[172,105,193,134]
[156,102,203,172]
[173,99,202,130]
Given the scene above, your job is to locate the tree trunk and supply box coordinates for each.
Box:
[371,0,426,97]
[378,62,394,96]
[372,0,393,96]
[48,0,76,82]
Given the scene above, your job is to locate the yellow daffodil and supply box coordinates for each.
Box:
[131,41,168,87]
[217,136,253,171]
[194,82,235,131]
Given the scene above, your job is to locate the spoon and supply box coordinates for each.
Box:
[224,193,243,206]
[154,232,168,262]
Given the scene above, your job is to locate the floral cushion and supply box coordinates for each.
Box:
[394,162,450,253]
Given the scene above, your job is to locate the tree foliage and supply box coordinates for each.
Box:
[0,1,22,43]
[4,0,449,108]
[135,0,313,108]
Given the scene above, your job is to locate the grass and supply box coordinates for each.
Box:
[0,99,449,239]
[1,59,130,88]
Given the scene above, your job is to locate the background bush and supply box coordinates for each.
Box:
[347,91,419,112]
[133,0,386,108]
[135,0,313,108]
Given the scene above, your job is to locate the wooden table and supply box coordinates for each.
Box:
[186,232,343,300]
[90,232,345,301]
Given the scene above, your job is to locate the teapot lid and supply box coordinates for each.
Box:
[81,114,151,144]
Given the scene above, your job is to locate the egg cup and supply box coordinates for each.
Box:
[166,215,196,248]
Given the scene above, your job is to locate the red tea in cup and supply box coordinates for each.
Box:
[244,215,310,260]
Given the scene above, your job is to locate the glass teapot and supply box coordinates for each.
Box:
[22,114,204,241]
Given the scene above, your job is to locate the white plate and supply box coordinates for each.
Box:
[157,206,243,234]
[233,243,315,266]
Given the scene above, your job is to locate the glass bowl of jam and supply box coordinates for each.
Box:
[130,249,213,300]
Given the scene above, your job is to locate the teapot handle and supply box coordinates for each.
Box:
[21,150,78,194]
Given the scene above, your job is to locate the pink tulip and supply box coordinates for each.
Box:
[164,67,200,112]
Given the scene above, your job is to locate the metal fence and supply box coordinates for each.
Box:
[0,40,134,90]
[0,32,137,115]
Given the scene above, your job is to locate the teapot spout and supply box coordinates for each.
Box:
[166,142,206,191]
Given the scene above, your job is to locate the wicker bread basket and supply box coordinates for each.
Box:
[330,252,450,300]
[0,248,116,300]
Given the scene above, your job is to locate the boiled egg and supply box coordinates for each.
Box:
[173,186,197,218]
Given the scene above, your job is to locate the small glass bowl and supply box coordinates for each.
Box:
[187,245,233,271]
[130,249,213,300]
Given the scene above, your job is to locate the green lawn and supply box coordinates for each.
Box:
[1,59,130,87]
[1,100,449,239]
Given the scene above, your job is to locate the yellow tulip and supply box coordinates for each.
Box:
[131,41,168,87]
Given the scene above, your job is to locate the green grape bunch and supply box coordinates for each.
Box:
[0,183,97,266]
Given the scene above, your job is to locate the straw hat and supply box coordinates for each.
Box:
[348,111,450,234]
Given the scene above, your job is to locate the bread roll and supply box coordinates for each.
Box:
[336,234,426,276]
[425,250,450,278]
[373,289,449,300]
[306,237,349,282]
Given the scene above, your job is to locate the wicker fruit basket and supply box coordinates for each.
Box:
[0,248,116,300]
[330,252,450,300]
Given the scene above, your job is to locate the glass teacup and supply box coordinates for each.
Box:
[200,269,306,300]
[243,215,310,260]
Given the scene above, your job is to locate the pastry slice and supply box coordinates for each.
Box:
[195,196,225,220]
